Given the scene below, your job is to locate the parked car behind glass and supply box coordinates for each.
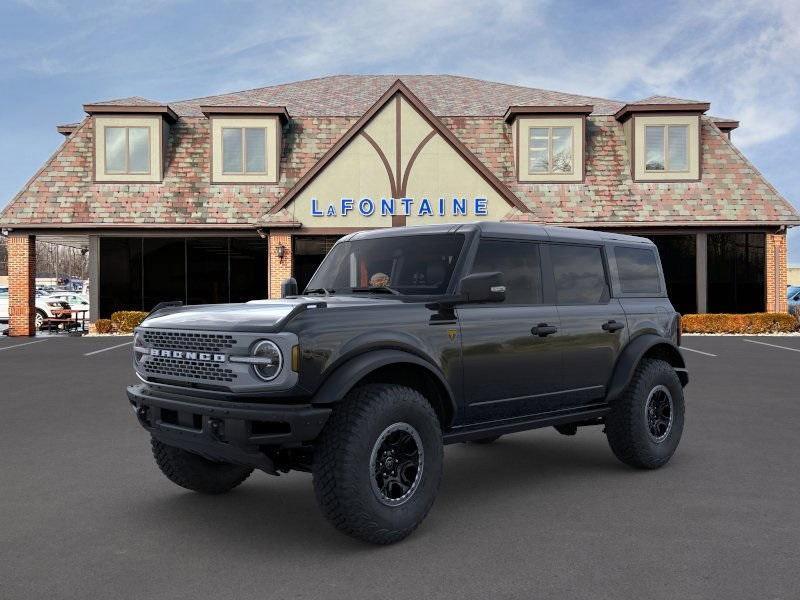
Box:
[788,286,800,315]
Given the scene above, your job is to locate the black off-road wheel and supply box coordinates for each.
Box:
[312,384,443,545]
[151,438,253,494]
[605,358,685,469]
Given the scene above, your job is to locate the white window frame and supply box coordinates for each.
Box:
[632,114,699,182]
[527,126,575,175]
[210,116,279,184]
[221,127,269,175]
[104,126,152,175]
[94,115,163,183]
[644,124,689,173]
[517,116,584,183]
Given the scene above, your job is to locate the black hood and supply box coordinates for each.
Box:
[138,295,406,332]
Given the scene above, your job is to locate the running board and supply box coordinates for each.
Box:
[442,405,610,444]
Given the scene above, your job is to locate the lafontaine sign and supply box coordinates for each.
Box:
[310,196,488,218]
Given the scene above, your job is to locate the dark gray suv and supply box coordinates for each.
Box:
[128,222,688,544]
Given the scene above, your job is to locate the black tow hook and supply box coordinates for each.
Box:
[135,406,150,426]
[208,418,224,441]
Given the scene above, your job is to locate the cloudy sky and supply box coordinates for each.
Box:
[1,0,798,259]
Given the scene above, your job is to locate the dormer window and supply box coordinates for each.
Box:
[202,106,289,184]
[505,106,591,184]
[105,126,151,174]
[644,124,688,172]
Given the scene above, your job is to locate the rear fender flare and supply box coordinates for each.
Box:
[606,334,687,403]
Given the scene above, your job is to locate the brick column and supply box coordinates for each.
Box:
[8,234,36,336]
[765,232,788,313]
[268,233,293,299]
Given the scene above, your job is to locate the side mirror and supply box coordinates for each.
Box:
[457,272,506,304]
[281,277,299,298]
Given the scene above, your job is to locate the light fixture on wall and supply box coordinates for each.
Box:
[276,243,286,263]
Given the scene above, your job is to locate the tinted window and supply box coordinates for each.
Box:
[470,240,542,304]
[615,246,661,294]
[551,245,609,304]
[307,234,464,296]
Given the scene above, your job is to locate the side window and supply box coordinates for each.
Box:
[550,244,609,304]
[615,246,662,294]
[470,240,542,304]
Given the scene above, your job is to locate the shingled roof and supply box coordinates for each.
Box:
[1,75,797,229]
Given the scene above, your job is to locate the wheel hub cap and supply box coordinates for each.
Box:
[645,384,674,443]
[369,422,424,507]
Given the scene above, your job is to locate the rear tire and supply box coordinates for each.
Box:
[312,384,443,545]
[605,358,684,469]
[151,438,253,494]
[35,309,46,330]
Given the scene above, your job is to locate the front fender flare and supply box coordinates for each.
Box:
[606,335,688,403]
[311,349,456,422]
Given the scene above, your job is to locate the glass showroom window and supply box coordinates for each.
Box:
[104,126,150,174]
[645,125,688,171]
[222,127,267,174]
[528,126,573,174]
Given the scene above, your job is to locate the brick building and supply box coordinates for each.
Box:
[1,75,797,335]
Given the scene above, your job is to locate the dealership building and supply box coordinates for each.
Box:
[1,74,798,335]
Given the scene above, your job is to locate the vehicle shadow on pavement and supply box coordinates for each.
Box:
[124,431,628,551]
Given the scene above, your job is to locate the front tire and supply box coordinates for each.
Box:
[151,438,253,494]
[605,358,684,469]
[312,384,443,544]
[35,309,46,330]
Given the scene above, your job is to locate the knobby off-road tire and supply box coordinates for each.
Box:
[151,438,253,494]
[312,384,443,545]
[605,358,685,469]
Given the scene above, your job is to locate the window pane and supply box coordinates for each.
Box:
[615,246,661,294]
[551,127,573,173]
[127,127,150,173]
[222,128,243,173]
[230,238,268,302]
[99,237,142,316]
[643,235,696,314]
[667,125,688,171]
[104,127,127,173]
[528,128,549,173]
[142,238,186,311]
[244,128,266,173]
[551,245,609,304]
[470,240,542,304]
[645,126,665,171]
[708,233,765,313]
[187,238,229,305]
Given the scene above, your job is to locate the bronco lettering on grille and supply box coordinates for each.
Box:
[150,349,226,362]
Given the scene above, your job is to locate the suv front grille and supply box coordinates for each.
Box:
[142,330,237,353]
[143,356,237,383]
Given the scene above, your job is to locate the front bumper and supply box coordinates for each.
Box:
[127,384,331,472]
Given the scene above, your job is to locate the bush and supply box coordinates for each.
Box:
[110,311,149,333]
[94,319,113,334]
[681,312,799,334]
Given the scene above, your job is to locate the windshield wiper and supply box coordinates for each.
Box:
[350,287,400,295]
[304,287,335,296]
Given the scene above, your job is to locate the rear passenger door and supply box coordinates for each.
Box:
[458,238,564,423]
[549,244,627,407]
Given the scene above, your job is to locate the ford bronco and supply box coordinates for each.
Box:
[128,222,688,544]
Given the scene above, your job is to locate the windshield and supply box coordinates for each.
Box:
[306,233,465,296]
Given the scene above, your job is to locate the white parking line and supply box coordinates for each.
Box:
[742,339,800,353]
[0,339,49,352]
[680,346,717,357]
[84,341,133,356]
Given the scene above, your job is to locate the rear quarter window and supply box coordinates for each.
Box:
[614,246,662,294]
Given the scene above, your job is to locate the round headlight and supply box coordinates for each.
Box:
[252,340,282,381]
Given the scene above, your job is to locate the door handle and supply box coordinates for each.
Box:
[531,323,558,337]
[602,320,625,333]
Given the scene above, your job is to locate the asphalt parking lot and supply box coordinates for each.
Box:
[1,335,799,600]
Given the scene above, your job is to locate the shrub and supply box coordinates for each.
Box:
[110,310,149,334]
[94,319,113,334]
[681,312,799,334]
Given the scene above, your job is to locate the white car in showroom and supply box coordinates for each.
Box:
[0,286,72,329]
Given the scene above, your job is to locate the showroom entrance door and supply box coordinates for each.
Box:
[293,236,341,292]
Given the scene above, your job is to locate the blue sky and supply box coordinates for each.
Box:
[1,0,798,260]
